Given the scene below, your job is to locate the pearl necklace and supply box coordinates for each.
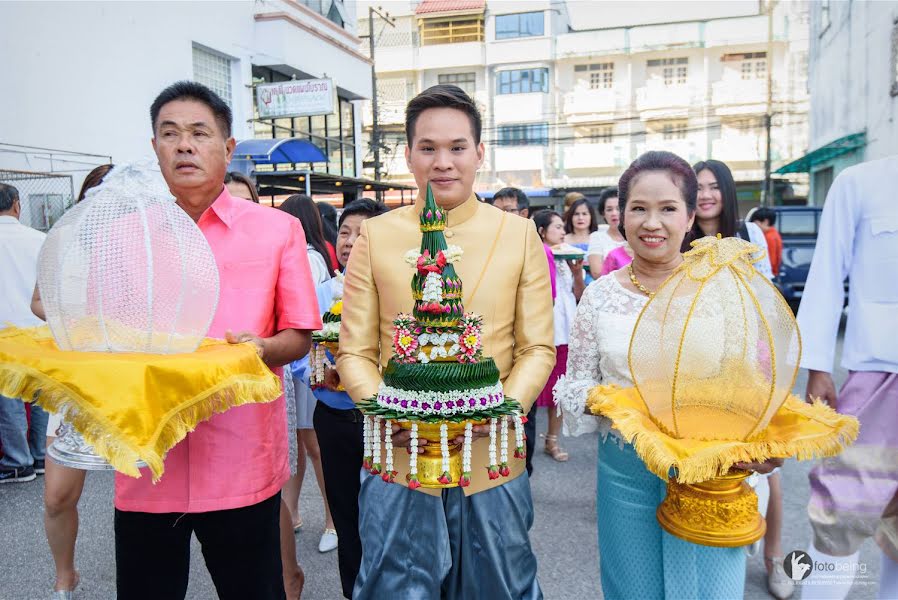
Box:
[628,264,655,298]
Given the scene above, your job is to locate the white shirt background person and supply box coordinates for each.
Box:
[0,210,45,329]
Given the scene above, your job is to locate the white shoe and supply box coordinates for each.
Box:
[766,556,795,600]
[318,528,338,553]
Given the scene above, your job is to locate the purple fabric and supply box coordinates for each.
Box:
[601,246,633,276]
[808,371,898,557]
[543,244,557,300]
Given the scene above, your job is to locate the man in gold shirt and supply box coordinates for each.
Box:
[337,85,554,599]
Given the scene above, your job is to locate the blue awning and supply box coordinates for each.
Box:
[232,138,327,165]
[774,132,866,174]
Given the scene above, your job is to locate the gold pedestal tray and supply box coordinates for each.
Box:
[656,469,765,548]
[397,419,482,488]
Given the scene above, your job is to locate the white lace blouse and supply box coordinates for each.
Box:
[553,272,648,437]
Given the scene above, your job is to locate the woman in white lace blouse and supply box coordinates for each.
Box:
[555,151,779,599]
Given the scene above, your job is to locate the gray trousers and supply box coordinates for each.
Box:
[353,472,542,600]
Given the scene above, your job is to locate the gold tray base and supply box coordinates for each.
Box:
[397,420,483,488]
[656,470,766,548]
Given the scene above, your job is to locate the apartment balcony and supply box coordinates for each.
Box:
[712,80,768,116]
[418,41,485,69]
[493,146,545,172]
[555,29,628,59]
[562,88,621,122]
[635,84,698,119]
[711,134,766,164]
[561,143,626,171]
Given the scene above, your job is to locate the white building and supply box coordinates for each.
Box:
[0,0,372,210]
[359,0,809,207]
[776,0,898,205]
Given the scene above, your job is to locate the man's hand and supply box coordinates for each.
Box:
[806,369,837,408]
[450,416,516,445]
[225,330,266,361]
[389,422,426,452]
[323,367,341,391]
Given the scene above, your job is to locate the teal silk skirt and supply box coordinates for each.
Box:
[597,436,746,599]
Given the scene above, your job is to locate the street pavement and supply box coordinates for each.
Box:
[0,331,882,599]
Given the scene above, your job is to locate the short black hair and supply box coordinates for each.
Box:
[339,198,389,228]
[405,84,482,145]
[597,186,619,214]
[0,183,19,212]
[150,80,233,138]
[493,187,529,213]
[750,207,777,226]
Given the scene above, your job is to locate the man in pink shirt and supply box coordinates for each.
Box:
[114,82,321,600]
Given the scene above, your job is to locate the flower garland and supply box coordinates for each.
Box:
[392,314,421,363]
[422,271,443,304]
[362,415,372,470]
[370,416,382,475]
[382,419,396,483]
[408,422,420,489]
[376,382,505,416]
[438,423,451,484]
[404,245,463,268]
[460,421,473,487]
[487,417,499,479]
[513,414,526,459]
[499,417,510,477]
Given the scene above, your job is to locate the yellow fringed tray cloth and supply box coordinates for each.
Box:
[0,326,281,481]
[588,384,859,484]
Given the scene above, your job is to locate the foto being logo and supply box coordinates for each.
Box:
[784,551,813,581]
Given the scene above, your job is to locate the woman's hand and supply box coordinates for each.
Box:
[568,259,584,280]
[734,457,784,474]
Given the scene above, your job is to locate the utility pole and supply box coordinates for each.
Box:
[763,0,776,206]
[368,5,395,201]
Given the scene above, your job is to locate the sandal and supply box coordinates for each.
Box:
[542,434,569,462]
[765,555,795,600]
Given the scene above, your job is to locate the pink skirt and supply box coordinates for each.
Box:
[536,345,568,407]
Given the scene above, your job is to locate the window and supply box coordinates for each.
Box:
[420,16,484,45]
[813,167,835,206]
[576,125,613,143]
[439,72,476,97]
[193,45,232,107]
[648,57,688,86]
[495,12,544,40]
[661,121,688,140]
[575,63,614,89]
[777,211,818,236]
[497,123,548,146]
[497,68,549,94]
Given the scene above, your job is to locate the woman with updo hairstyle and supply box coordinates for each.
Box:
[555,151,781,599]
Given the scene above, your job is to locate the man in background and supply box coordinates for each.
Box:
[491,186,531,218]
[750,207,783,277]
[0,183,49,484]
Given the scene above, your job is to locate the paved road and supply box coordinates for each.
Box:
[0,334,881,599]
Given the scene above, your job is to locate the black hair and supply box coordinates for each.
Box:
[338,198,389,228]
[406,84,482,145]
[597,186,619,216]
[150,80,233,138]
[493,187,530,214]
[224,171,259,203]
[750,207,777,226]
[532,209,562,241]
[564,198,597,234]
[316,202,339,245]
[0,183,19,212]
[617,151,698,240]
[278,194,336,274]
[691,159,739,244]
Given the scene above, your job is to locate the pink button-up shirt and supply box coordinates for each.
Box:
[115,187,322,513]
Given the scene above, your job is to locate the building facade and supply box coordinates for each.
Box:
[0,0,371,197]
[777,0,898,205]
[359,0,809,207]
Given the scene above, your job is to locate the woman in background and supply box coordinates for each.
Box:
[277,195,339,555]
[534,209,584,462]
[564,198,597,285]
[587,187,627,277]
[224,171,260,204]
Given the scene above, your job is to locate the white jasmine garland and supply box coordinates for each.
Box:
[404,249,421,267]
[417,351,431,364]
[514,414,525,454]
[463,422,473,472]
[440,423,449,474]
[422,271,443,303]
[384,419,393,477]
[375,382,505,416]
[372,416,382,471]
[363,416,371,461]
[500,417,509,465]
[488,418,498,466]
[444,245,464,264]
[409,422,419,476]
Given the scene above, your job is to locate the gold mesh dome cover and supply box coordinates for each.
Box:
[629,235,800,441]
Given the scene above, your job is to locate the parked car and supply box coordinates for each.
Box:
[746,205,847,312]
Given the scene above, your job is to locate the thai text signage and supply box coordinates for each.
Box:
[256,79,335,118]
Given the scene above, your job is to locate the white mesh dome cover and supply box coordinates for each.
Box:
[37,163,219,354]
